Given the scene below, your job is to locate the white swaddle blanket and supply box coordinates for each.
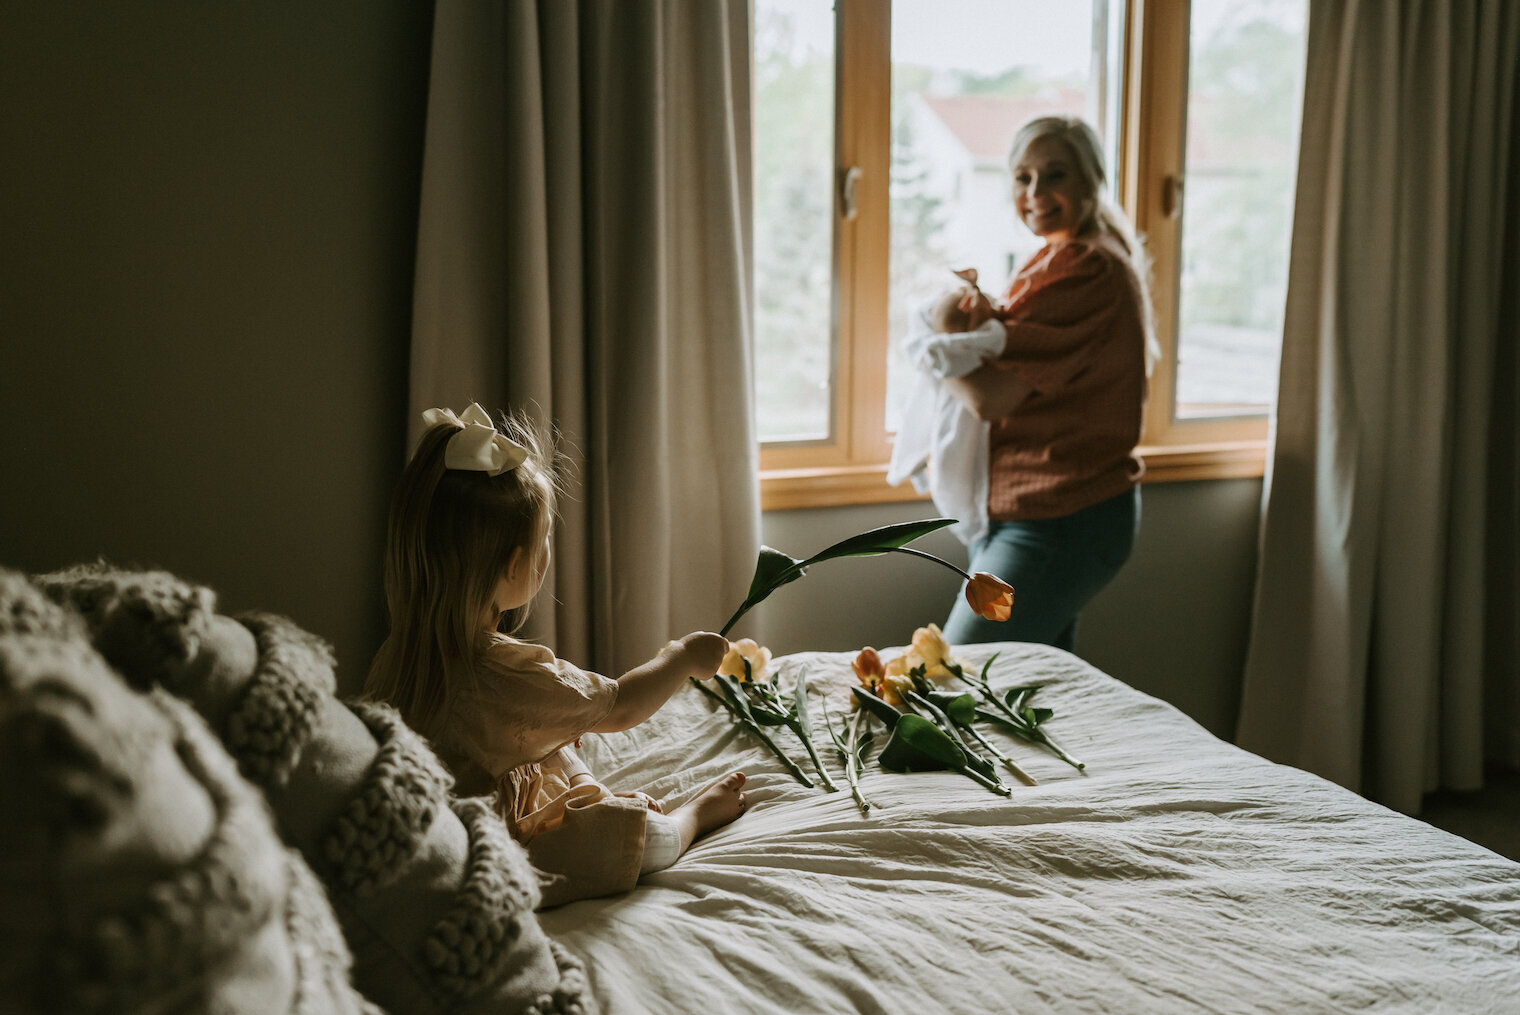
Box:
[887,298,1006,546]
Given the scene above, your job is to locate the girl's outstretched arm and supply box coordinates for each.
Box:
[589,632,728,733]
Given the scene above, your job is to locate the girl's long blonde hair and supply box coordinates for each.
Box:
[1009,115,1161,374]
[364,407,559,739]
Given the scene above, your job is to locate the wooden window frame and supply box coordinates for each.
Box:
[759,0,1270,512]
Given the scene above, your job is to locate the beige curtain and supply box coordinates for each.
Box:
[410,0,760,678]
[1236,0,1520,814]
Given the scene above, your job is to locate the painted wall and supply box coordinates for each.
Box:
[0,3,433,693]
[754,478,1262,739]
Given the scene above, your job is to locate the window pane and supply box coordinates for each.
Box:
[753,0,836,443]
[1174,0,1307,419]
[886,0,1115,433]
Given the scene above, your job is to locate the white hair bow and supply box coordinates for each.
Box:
[420,403,528,476]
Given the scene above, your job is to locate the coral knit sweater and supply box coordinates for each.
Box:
[987,232,1149,521]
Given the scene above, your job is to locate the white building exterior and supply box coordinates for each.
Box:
[906,89,1086,291]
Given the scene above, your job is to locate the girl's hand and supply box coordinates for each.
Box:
[676,631,729,678]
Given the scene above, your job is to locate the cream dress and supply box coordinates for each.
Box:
[434,633,651,907]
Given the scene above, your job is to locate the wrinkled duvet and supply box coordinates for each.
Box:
[541,644,1520,1014]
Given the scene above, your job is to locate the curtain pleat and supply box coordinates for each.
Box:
[410,0,759,678]
[1237,0,1520,813]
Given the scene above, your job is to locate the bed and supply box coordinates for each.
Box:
[541,643,1520,1014]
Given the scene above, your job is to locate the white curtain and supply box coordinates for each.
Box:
[409,0,760,678]
[1236,0,1520,814]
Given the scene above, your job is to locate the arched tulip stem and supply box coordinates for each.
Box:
[886,545,973,582]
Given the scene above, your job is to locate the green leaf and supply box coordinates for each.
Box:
[850,686,903,728]
[737,678,791,725]
[793,670,812,738]
[908,692,997,780]
[925,691,978,726]
[856,728,875,765]
[821,698,849,754]
[798,518,957,567]
[878,714,968,772]
[975,707,1037,742]
[720,546,808,635]
[719,521,957,636]
[713,674,756,722]
[747,545,807,600]
[1003,684,1042,711]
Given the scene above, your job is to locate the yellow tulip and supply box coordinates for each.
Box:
[911,623,953,669]
[718,638,772,683]
[881,673,913,707]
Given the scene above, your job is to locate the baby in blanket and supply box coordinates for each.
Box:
[887,268,1006,547]
[927,267,997,335]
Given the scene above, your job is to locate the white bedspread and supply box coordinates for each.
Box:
[541,645,1520,1014]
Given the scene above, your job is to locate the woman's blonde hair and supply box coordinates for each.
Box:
[1009,115,1161,372]
[364,407,560,738]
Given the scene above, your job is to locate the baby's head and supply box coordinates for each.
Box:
[928,268,994,333]
[385,404,560,639]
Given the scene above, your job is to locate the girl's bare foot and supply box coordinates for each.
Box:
[669,771,747,853]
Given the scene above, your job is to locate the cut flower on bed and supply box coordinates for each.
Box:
[849,629,1054,789]
[954,654,1085,771]
[847,637,1012,797]
[822,696,875,815]
[877,628,1084,773]
[850,680,1010,797]
[693,645,838,792]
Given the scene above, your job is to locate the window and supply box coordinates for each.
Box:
[754,0,1308,508]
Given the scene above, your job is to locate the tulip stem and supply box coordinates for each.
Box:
[791,720,839,792]
[690,678,816,786]
[823,699,875,815]
[846,709,873,814]
[958,718,1038,787]
[886,545,973,582]
[955,661,1086,772]
[958,763,1013,796]
[905,690,1003,789]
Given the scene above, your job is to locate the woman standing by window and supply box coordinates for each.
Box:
[933,115,1158,651]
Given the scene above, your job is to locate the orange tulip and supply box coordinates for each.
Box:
[852,647,885,686]
[851,647,907,707]
[965,572,1015,622]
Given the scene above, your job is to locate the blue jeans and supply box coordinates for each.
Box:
[942,486,1140,651]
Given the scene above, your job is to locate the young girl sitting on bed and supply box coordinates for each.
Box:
[364,402,747,906]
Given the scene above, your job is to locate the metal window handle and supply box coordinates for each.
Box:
[840,166,863,220]
[1162,173,1185,218]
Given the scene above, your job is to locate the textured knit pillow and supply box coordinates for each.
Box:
[0,572,375,1014]
[34,562,592,1015]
